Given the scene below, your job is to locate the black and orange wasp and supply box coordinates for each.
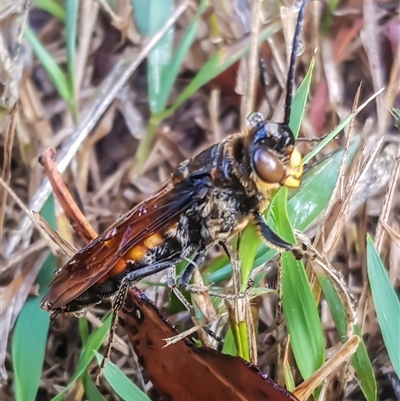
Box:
[41,0,308,319]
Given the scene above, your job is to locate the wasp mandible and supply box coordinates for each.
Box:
[41,0,308,319]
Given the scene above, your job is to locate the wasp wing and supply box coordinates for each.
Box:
[42,180,205,310]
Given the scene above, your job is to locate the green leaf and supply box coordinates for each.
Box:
[391,108,400,131]
[13,253,55,401]
[12,196,56,401]
[282,258,325,382]
[302,113,355,165]
[51,314,112,401]
[237,322,250,361]
[157,0,208,111]
[79,317,90,346]
[271,189,325,379]
[289,58,315,138]
[367,235,400,377]
[350,325,377,401]
[65,0,79,113]
[221,328,237,356]
[32,0,66,20]
[162,21,281,117]
[318,276,347,342]
[319,275,376,401]
[24,26,73,110]
[82,372,107,401]
[238,223,261,291]
[130,0,174,114]
[283,359,296,392]
[268,188,296,244]
[94,352,151,401]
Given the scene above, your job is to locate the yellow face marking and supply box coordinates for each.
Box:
[288,148,303,178]
[284,147,303,188]
[144,233,163,249]
[284,176,301,188]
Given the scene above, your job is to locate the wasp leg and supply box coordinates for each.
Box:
[253,213,306,260]
[174,250,211,307]
[97,277,130,385]
[159,261,193,311]
[179,245,251,301]
[179,250,208,288]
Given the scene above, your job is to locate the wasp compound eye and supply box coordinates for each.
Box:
[252,149,285,183]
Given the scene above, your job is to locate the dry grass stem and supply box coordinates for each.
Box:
[293,335,361,401]
[1,238,48,273]
[361,0,385,132]
[38,147,98,243]
[0,103,18,239]
[241,0,262,126]
[4,0,191,257]
[374,145,400,252]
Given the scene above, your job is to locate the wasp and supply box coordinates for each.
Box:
[41,0,308,319]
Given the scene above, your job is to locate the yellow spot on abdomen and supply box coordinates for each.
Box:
[126,244,148,261]
[110,259,128,276]
[144,233,163,249]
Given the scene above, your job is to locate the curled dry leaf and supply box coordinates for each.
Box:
[119,287,299,401]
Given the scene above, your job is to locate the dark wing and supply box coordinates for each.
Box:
[42,179,206,310]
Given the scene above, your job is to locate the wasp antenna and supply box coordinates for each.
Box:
[283,0,308,129]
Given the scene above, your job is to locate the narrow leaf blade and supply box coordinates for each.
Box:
[271,189,325,379]
[24,27,73,109]
[367,235,400,377]
[157,0,208,110]
[94,352,151,401]
[51,314,112,401]
[130,0,174,114]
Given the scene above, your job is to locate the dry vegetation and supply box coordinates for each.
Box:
[0,0,399,400]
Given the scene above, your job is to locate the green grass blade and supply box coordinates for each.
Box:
[391,108,400,131]
[350,325,377,401]
[94,352,151,401]
[318,277,347,341]
[271,189,325,380]
[238,223,260,291]
[302,113,354,164]
[130,0,174,114]
[32,0,66,20]
[289,58,315,138]
[82,372,107,401]
[367,235,400,377]
[288,136,360,230]
[319,276,376,401]
[282,271,324,387]
[79,317,90,346]
[13,254,55,401]
[162,21,281,116]
[221,328,238,356]
[12,195,56,401]
[51,314,112,401]
[24,26,73,110]
[65,0,79,114]
[157,0,208,111]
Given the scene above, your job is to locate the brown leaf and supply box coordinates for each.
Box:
[119,288,299,401]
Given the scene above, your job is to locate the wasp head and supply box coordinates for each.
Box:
[246,117,303,189]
